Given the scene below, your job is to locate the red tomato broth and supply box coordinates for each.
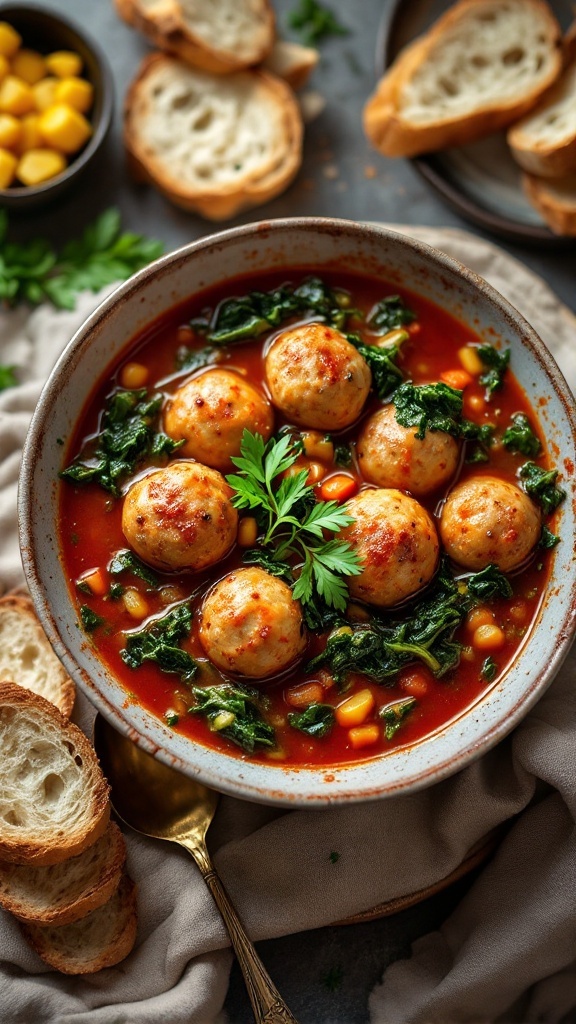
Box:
[58,269,554,767]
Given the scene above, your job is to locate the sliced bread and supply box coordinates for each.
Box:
[0,683,110,866]
[0,594,75,718]
[114,0,275,74]
[0,820,125,926]
[364,0,563,158]
[262,39,319,91]
[522,171,576,234]
[21,872,137,974]
[508,59,576,177]
[124,54,303,220]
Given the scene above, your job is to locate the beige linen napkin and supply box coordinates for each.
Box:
[0,227,575,1024]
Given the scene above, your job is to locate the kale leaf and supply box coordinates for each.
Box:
[190,683,275,753]
[349,335,405,400]
[481,657,498,682]
[465,564,513,602]
[478,345,510,397]
[367,294,416,334]
[502,413,542,457]
[379,697,417,740]
[540,525,560,549]
[60,388,183,497]
[120,603,197,681]
[109,548,159,588]
[80,605,104,633]
[334,442,353,468]
[288,703,335,738]
[519,461,566,515]
[393,382,464,440]
[175,344,223,374]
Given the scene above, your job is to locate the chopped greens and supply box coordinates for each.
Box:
[190,683,275,753]
[60,388,183,497]
[165,710,179,727]
[120,603,197,681]
[481,657,498,682]
[393,381,465,440]
[502,413,541,457]
[287,0,348,46]
[227,430,362,614]
[349,334,405,400]
[478,344,510,398]
[79,605,104,633]
[109,549,159,588]
[367,294,416,334]
[465,423,495,464]
[519,461,566,515]
[465,564,513,602]
[288,703,335,737]
[0,366,17,391]
[540,525,560,549]
[0,208,163,310]
[334,442,353,468]
[379,697,417,740]
[175,344,222,374]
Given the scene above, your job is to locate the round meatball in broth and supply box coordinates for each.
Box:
[199,567,306,679]
[440,476,541,572]
[164,368,274,472]
[265,322,371,430]
[357,404,460,496]
[122,461,238,572]
[340,488,439,607]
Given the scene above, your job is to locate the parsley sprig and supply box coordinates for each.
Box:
[226,431,362,612]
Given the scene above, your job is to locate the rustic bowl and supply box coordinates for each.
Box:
[0,3,113,211]
[18,218,576,806]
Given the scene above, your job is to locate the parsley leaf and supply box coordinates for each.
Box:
[190,683,275,753]
[120,603,197,681]
[502,412,541,457]
[519,461,566,515]
[0,208,163,310]
[478,345,510,398]
[288,703,335,737]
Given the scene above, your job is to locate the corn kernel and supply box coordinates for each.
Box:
[16,148,66,185]
[45,50,83,79]
[237,516,258,548]
[374,328,409,348]
[33,76,58,111]
[349,724,380,749]
[0,22,22,59]
[11,49,46,85]
[0,75,34,116]
[335,688,375,727]
[0,55,9,83]
[473,624,506,650]
[0,112,21,149]
[458,345,484,375]
[55,76,93,113]
[17,112,43,152]
[120,361,149,389]
[122,588,149,620]
[0,146,17,187]
[38,103,91,153]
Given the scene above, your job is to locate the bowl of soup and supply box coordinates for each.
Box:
[18,218,576,805]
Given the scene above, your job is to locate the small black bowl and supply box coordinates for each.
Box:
[0,3,114,211]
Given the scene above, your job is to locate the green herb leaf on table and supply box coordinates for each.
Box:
[60,388,183,497]
[0,366,17,391]
[120,603,197,682]
[190,683,275,753]
[519,461,566,515]
[0,208,163,310]
[379,697,417,740]
[288,702,335,737]
[287,0,348,46]
[478,345,510,398]
[502,412,542,457]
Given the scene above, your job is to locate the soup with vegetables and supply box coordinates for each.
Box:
[59,271,565,766]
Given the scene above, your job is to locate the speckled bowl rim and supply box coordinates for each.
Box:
[18,217,576,807]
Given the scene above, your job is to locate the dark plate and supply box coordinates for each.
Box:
[377,0,575,246]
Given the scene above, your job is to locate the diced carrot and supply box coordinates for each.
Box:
[78,566,107,596]
[335,688,374,727]
[349,724,380,749]
[285,682,324,708]
[319,474,358,503]
[399,668,430,698]
[440,368,473,390]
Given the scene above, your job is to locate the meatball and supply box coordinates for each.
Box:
[340,488,439,607]
[163,368,274,471]
[357,404,460,496]
[439,476,541,572]
[265,322,371,430]
[121,461,238,572]
[198,567,306,679]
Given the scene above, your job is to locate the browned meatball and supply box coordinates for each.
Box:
[163,368,274,471]
[357,404,460,496]
[340,488,439,607]
[439,476,542,571]
[198,567,306,679]
[121,461,238,572]
[265,322,371,430]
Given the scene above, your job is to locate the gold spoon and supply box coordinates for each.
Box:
[93,713,299,1024]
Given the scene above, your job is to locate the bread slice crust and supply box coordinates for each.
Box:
[114,0,275,74]
[124,54,303,220]
[522,171,576,234]
[508,60,576,177]
[0,683,110,866]
[0,820,125,926]
[0,594,75,717]
[364,0,563,158]
[21,873,137,974]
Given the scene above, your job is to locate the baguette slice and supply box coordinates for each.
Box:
[21,873,137,974]
[0,683,110,866]
[0,820,125,926]
[0,594,75,717]
[262,39,319,91]
[114,0,275,74]
[124,54,303,220]
[364,0,563,158]
[508,60,576,177]
[522,171,576,234]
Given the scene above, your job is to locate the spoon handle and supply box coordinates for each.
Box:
[181,838,299,1024]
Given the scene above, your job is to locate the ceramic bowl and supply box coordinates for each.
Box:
[0,3,113,211]
[18,218,576,806]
